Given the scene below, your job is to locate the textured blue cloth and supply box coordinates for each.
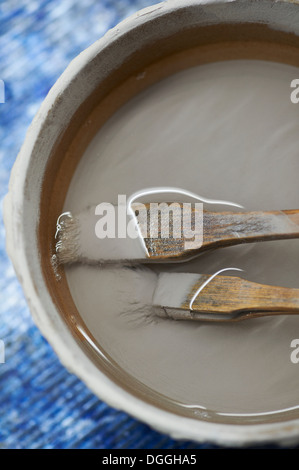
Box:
[0,0,295,450]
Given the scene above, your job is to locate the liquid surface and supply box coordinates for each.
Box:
[64,60,299,419]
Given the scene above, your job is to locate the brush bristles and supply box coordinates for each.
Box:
[55,215,81,264]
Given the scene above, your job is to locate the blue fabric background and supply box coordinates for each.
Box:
[0,0,296,449]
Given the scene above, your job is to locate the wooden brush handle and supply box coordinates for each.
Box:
[181,275,299,321]
[142,206,299,260]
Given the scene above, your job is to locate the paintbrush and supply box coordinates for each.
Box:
[55,203,299,265]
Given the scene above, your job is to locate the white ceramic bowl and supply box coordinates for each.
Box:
[4,0,299,446]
